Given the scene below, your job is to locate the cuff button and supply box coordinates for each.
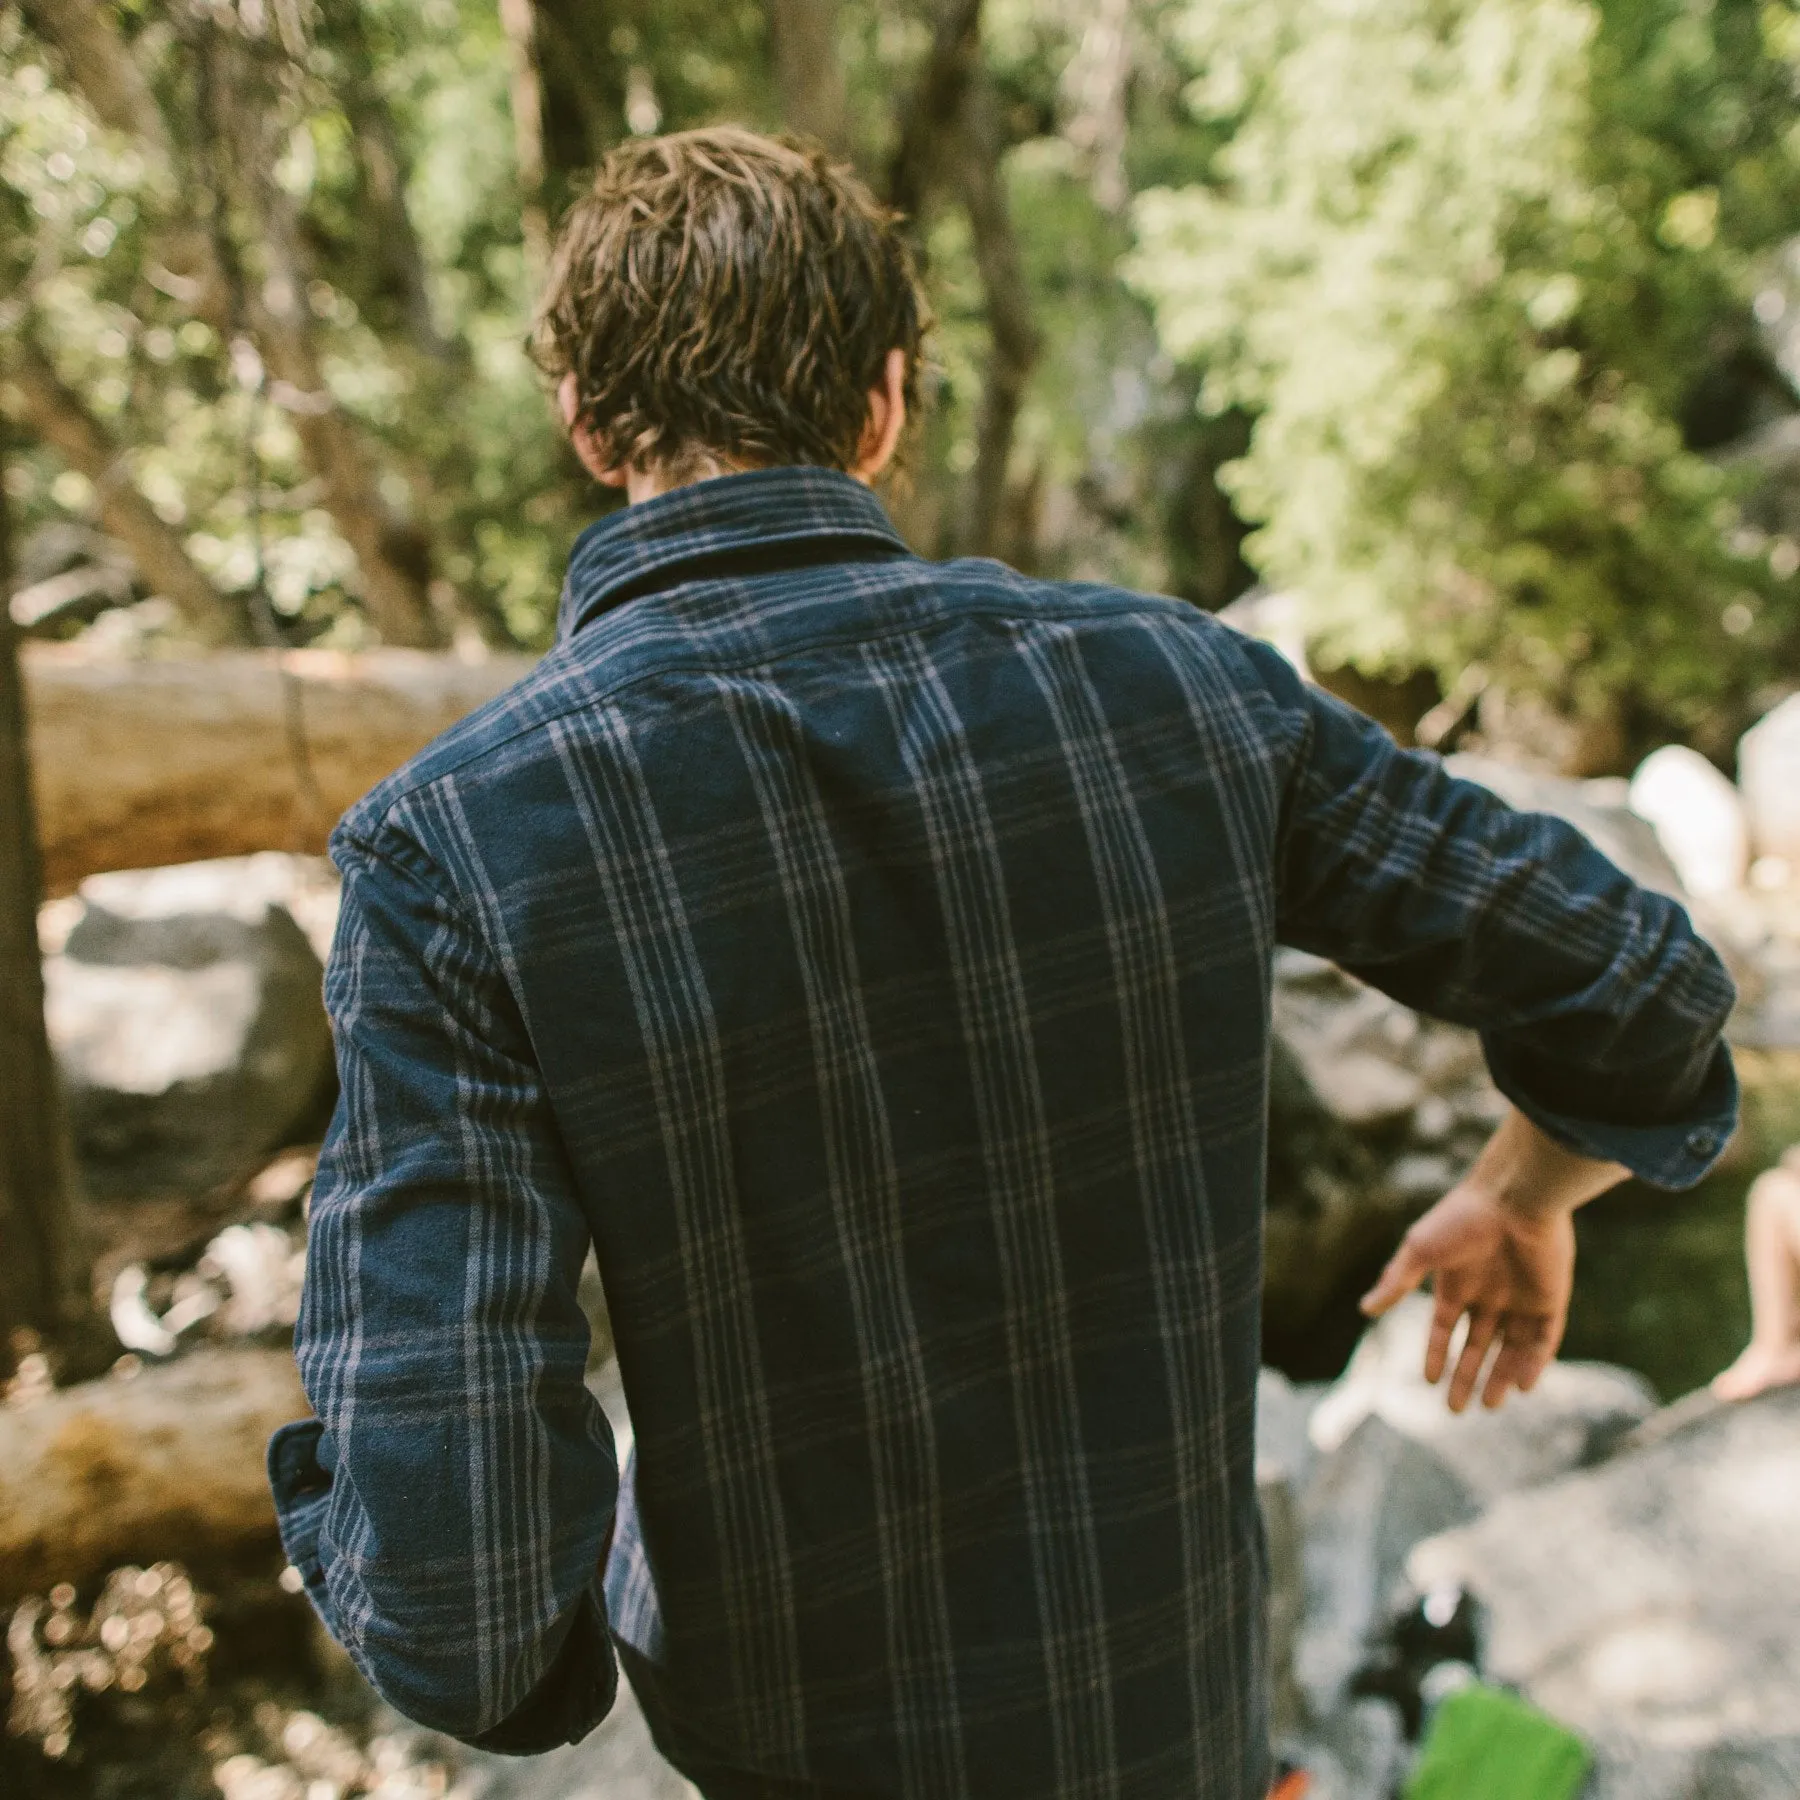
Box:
[1686,1128,1721,1156]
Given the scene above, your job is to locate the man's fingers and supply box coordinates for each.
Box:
[1423,1289,1464,1386]
[1483,1313,1556,1407]
[1447,1309,1501,1412]
[1360,1236,1431,1318]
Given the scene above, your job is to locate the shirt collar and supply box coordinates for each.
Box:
[556,465,912,640]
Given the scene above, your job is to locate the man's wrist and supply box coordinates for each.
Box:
[1473,1108,1629,1221]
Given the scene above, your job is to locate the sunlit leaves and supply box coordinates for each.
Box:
[1130,0,1800,736]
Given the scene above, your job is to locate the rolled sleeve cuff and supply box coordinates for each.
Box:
[269,1418,332,1612]
[266,1419,618,1756]
[1484,1037,1739,1190]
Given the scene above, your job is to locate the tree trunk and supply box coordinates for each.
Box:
[10,342,248,646]
[0,436,84,1375]
[769,0,850,155]
[0,1347,306,1604]
[320,0,457,362]
[498,0,552,278]
[24,645,533,895]
[885,0,985,227]
[957,73,1041,559]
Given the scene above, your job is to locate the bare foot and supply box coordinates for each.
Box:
[1712,1342,1800,1401]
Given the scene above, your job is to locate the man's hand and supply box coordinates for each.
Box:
[1359,1107,1628,1412]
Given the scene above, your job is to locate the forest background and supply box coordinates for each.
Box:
[2,8,1800,1788]
[5,0,1799,772]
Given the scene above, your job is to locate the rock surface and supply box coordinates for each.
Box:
[43,856,335,1198]
[1408,1386,1800,1800]
[1288,1298,1657,1722]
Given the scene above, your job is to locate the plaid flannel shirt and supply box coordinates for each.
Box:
[271,467,1736,1799]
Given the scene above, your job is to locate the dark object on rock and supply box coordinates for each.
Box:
[1350,1585,1484,1739]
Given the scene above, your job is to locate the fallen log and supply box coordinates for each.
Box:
[23,645,533,895]
[0,1348,307,1604]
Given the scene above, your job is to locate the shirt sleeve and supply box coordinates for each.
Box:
[1246,639,1738,1189]
[268,824,619,1752]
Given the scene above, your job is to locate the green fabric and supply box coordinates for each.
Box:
[1404,1685,1591,1800]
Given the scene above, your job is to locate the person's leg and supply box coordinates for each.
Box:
[1713,1162,1800,1399]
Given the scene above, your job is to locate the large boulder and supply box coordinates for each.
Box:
[1292,1298,1656,1720]
[42,856,335,1199]
[1408,1386,1800,1800]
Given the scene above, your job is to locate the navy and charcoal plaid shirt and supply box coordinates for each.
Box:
[271,467,1736,1798]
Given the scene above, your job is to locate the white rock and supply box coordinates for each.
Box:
[1629,746,1749,896]
[1739,693,1800,864]
[1306,1055,1423,1132]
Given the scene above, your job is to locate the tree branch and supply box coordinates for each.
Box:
[20,0,172,169]
[769,0,850,155]
[318,0,456,362]
[202,22,447,649]
[30,3,449,649]
[9,341,248,645]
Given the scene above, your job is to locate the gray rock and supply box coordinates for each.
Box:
[1257,1367,1324,1490]
[1296,1414,1476,1718]
[43,858,334,1198]
[1408,1385,1800,1799]
[1308,1295,1656,1503]
[1264,955,1498,1336]
[1257,1369,1327,1742]
[1294,1697,1410,1800]
[1260,1462,1307,1744]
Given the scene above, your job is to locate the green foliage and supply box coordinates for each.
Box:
[1130,0,1800,736]
[4,0,1253,652]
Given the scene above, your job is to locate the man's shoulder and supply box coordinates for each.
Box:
[333,640,599,863]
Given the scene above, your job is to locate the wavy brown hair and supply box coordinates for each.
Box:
[533,127,927,482]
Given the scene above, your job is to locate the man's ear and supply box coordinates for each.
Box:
[851,348,909,485]
[558,373,628,488]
